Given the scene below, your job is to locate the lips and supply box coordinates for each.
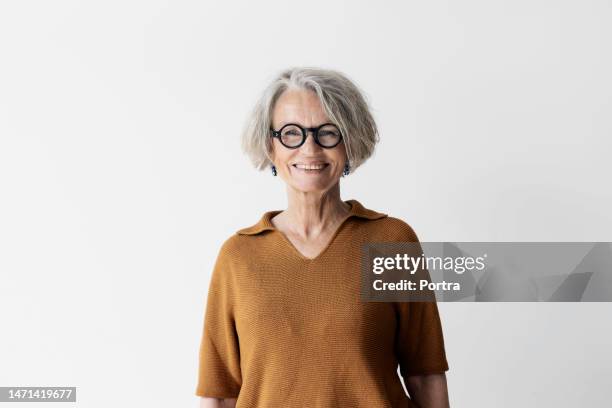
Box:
[292,163,329,170]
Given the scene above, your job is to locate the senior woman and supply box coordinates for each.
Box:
[196,67,450,408]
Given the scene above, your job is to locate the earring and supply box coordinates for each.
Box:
[342,162,350,177]
[271,165,277,176]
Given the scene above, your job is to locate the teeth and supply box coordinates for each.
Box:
[295,163,327,170]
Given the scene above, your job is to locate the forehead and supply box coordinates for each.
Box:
[272,88,330,127]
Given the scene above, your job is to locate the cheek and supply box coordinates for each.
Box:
[329,152,347,167]
[278,152,295,165]
[270,144,292,164]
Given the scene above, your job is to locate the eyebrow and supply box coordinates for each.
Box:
[276,122,333,129]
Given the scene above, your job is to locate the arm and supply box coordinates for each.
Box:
[196,240,242,402]
[395,300,450,407]
[393,225,451,407]
[199,397,237,408]
[405,373,449,408]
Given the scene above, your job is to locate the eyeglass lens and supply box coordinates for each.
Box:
[280,124,341,147]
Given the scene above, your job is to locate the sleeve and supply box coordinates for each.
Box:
[393,219,449,378]
[395,300,450,378]
[195,240,242,397]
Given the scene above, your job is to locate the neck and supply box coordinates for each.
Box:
[282,183,351,237]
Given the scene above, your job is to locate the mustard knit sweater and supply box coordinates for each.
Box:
[196,199,449,407]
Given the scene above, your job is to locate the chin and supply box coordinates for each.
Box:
[289,180,334,193]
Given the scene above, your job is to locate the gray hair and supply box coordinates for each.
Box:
[241,67,380,172]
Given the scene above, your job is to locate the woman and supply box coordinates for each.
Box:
[196,67,450,408]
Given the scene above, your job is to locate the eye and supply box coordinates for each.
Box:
[281,125,302,137]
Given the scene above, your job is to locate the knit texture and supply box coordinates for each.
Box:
[196,199,449,407]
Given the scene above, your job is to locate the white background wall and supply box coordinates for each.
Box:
[1,1,610,407]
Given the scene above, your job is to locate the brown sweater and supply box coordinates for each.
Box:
[196,199,449,407]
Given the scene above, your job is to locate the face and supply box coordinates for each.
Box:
[270,89,347,193]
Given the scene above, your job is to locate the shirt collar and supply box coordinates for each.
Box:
[236,199,387,236]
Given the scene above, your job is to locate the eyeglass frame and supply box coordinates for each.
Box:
[269,122,343,149]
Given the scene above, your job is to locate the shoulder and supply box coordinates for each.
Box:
[215,232,254,259]
[213,226,272,268]
[345,199,422,242]
[233,210,278,237]
[208,234,251,283]
[362,214,421,243]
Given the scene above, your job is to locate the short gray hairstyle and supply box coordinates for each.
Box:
[241,67,380,172]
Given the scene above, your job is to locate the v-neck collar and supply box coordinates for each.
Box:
[236,199,387,236]
[236,199,388,261]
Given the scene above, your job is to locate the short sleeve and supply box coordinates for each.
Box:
[393,220,449,377]
[395,300,449,377]
[195,240,242,397]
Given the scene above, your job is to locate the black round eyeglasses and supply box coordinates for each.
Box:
[270,123,343,149]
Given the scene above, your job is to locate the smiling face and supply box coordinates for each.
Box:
[270,88,347,193]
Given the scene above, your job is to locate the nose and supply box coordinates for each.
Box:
[300,129,322,153]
